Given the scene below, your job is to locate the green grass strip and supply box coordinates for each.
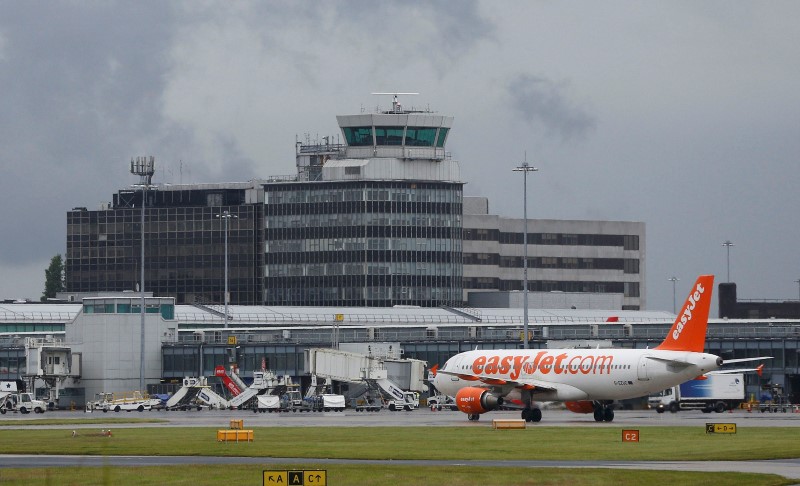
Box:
[0,426,798,461]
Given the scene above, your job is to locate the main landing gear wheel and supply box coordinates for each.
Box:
[467,413,480,421]
[593,405,614,422]
[521,408,542,422]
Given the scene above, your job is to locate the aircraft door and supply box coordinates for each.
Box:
[637,355,650,381]
[450,356,463,382]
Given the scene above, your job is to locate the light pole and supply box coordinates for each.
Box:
[722,240,735,282]
[130,156,154,393]
[795,279,800,301]
[216,210,237,328]
[513,160,538,349]
[667,276,679,314]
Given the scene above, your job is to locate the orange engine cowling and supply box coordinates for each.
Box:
[565,400,594,414]
[455,387,504,415]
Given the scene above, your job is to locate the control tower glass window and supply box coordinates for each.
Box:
[375,127,404,146]
[343,127,373,146]
[435,127,450,148]
[405,127,437,147]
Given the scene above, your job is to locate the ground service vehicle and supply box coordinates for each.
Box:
[379,380,419,411]
[91,391,155,412]
[0,392,47,414]
[255,393,345,412]
[427,394,457,411]
[352,396,382,412]
[758,383,792,413]
[255,395,281,412]
[315,394,346,412]
[650,373,745,413]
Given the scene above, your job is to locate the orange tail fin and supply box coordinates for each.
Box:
[655,275,714,352]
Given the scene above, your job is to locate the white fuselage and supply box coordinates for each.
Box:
[433,348,721,402]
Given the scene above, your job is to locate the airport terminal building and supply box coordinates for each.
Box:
[0,292,798,407]
[65,100,645,310]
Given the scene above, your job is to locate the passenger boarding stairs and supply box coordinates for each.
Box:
[215,365,293,409]
[166,377,228,410]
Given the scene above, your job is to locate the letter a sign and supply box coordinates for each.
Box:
[263,470,327,486]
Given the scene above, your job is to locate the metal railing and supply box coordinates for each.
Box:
[164,321,800,347]
[174,310,673,325]
[0,311,78,321]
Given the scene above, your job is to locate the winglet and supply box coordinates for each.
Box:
[655,275,714,352]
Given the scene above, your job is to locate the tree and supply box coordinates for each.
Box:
[41,254,65,302]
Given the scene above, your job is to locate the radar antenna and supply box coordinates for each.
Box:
[371,92,419,113]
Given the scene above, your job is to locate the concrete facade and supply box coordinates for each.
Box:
[463,209,646,310]
[64,296,174,402]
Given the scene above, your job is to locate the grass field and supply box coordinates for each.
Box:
[1,425,799,461]
[0,422,797,485]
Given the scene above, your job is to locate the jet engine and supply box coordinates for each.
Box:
[455,387,504,415]
[565,400,594,414]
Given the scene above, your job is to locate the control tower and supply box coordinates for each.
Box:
[338,94,452,160]
[270,95,464,307]
[296,94,459,183]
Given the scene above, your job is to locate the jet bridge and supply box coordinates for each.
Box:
[304,347,426,409]
[24,337,81,408]
[304,348,389,383]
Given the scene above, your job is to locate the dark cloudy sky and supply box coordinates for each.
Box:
[1,2,798,313]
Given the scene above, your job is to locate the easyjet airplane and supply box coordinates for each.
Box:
[433,274,759,423]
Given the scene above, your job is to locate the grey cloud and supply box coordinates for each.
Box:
[1,2,799,308]
[508,74,596,142]
[325,0,495,76]
[0,4,176,264]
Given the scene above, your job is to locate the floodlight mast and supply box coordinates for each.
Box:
[513,157,538,349]
[215,210,237,328]
[130,156,155,394]
[668,276,680,314]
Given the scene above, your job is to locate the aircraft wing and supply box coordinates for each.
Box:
[644,355,695,367]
